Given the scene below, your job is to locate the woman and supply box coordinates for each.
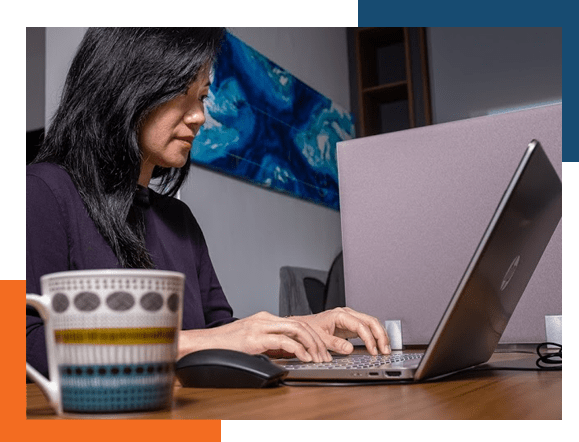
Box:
[26,28,390,377]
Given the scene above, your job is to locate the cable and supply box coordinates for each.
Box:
[472,342,561,372]
[535,342,562,369]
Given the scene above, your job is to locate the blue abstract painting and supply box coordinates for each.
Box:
[192,32,355,210]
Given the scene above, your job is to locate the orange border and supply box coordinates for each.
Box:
[9,280,220,441]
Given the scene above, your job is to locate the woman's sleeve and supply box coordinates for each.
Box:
[26,174,70,378]
[178,206,236,328]
[195,226,237,328]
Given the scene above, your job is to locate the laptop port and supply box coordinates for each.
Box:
[385,371,402,377]
[369,372,379,376]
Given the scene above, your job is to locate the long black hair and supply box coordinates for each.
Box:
[35,27,225,268]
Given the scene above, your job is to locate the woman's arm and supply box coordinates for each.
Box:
[26,172,71,376]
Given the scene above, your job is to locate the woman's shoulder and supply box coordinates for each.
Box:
[148,188,202,229]
[27,162,82,208]
[27,162,74,189]
[149,188,191,212]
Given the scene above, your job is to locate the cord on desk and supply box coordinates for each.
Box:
[472,342,561,372]
[535,342,562,369]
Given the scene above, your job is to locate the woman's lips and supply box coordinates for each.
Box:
[175,136,194,144]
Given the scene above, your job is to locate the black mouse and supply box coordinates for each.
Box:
[175,349,288,388]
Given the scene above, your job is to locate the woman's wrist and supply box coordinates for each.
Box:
[178,328,223,358]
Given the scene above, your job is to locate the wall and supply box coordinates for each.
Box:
[45,27,88,125]
[26,27,45,131]
[180,28,347,318]
[427,27,562,123]
[43,28,346,319]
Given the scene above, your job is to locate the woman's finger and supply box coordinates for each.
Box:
[260,334,315,362]
[333,308,390,355]
[344,308,391,354]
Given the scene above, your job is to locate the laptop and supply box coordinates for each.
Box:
[274,140,561,382]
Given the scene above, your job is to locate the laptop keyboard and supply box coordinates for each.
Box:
[283,353,422,370]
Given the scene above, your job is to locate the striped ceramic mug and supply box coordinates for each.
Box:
[26,269,184,415]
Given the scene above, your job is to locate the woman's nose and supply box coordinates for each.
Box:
[184,104,206,128]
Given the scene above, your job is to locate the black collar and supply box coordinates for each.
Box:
[134,185,151,207]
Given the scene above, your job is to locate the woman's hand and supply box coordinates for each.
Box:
[178,311,333,363]
[292,307,391,356]
[178,308,389,363]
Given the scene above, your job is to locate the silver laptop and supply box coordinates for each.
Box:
[275,140,561,382]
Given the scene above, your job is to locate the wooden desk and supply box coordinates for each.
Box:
[26,350,561,420]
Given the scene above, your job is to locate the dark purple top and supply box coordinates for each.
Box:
[26,162,236,377]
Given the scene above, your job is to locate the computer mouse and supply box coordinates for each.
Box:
[175,349,288,388]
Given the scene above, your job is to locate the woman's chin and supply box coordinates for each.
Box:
[161,155,189,169]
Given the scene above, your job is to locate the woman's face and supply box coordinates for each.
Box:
[137,69,211,186]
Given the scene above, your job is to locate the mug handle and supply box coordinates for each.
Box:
[26,294,61,413]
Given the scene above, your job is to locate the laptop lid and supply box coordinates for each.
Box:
[413,140,561,380]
